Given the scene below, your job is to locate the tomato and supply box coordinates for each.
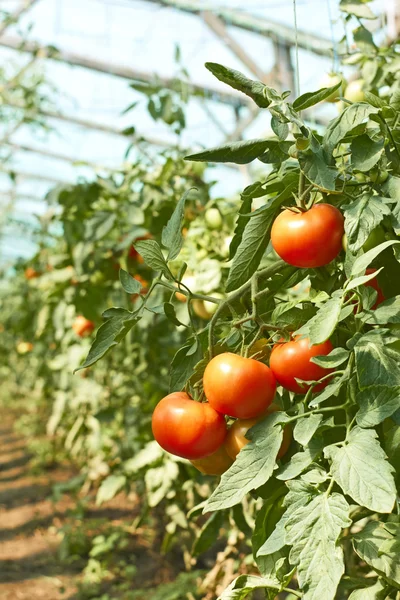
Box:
[193,293,224,320]
[16,342,34,354]
[151,392,227,460]
[270,337,333,394]
[319,73,345,102]
[25,267,39,280]
[205,207,223,229]
[342,233,348,252]
[354,172,367,183]
[72,316,95,337]
[271,204,344,268]
[203,353,276,419]
[190,442,233,475]
[288,144,298,159]
[370,168,389,184]
[344,79,365,103]
[296,137,310,151]
[363,227,386,252]
[175,275,196,303]
[225,404,291,461]
[365,268,385,309]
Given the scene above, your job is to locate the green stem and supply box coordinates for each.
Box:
[285,402,349,424]
[156,280,222,304]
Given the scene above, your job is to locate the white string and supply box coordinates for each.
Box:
[292,0,301,97]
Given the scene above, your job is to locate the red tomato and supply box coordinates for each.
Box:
[203,353,276,419]
[151,392,227,460]
[25,267,40,280]
[270,337,333,394]
[365,268,385,309]
[72,316,95,337]
[271,204,344,268]
[190,442,233,475]
[225,403,291,461]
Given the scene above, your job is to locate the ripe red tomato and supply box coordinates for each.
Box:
[270,337,333,394]
[151,392,227,460]
[72,316,95,337]
[271,204,344,268]
[203,353,276,419]
[25,267,40,280]
[190,442,233,475]
[365,268,385,309]
[225,403,291,461]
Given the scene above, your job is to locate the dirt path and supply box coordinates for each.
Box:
[0,422,79,600]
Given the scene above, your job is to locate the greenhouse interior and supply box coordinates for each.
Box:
[1,1,400,599]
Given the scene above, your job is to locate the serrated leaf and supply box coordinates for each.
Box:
[205,62,270,108]
[353,521,400,586]
[76,309,138,370]
[119,268,142,294]
[299,149,338,192]
[192,511,224,556]
[285,486,351,600]
[162,188,194,260]
[293,415,324,446]
[351,134,384,172]
[308,296,343,345]
[96,475,126,505]
[351,240,400,275]
[344,196,390,253]
[133,239,172,279]
[354,330,400,388]
[323,103,379,154]
[325,427,396,512]
[361,296,400,324]
[204,413,288,512]
[348,580,387,600]
[311,347,349,368]
[293,83,342,111]
[356,386,400,427]
[217,575,279,600]
[170,341,203,392]
[186,139,277,165]
[276,439,324,480]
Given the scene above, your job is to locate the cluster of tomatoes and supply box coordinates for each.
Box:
[152,199,388,474]
[152,339,334,475]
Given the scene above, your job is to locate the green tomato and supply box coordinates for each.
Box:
[344,79,365,103]
[370,168,389,184]
[288,144,298,159]
[205,208,223,230]
[295,137,310,151]
[354,172,367,183]
[363,226,386,252]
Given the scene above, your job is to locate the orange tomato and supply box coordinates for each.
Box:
[190,442,233,475]
[72,316,95,337]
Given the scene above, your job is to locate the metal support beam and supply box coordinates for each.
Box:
[0,34,249,108]
[6,142,115,172]
[143,0,333,57]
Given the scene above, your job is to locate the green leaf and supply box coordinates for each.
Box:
[299,149,338,192]
[226,184,296,292]
[133,239,172,279]
[162,188,194,260]
[344,196,390,253]
[361,296,400,324]
[309,374,347,408]
[351,134,384,172]
[258,141,292,164]
[340,1,376,19]
[164,302,185,327]
[356,386,400,427]
[325,427,397,513]
[276,439,324,480]
[353,521,400,586]
[348,580,388,600]
[293,415,324,446]
[185,139,278,165]
[285,484,351,600]
[308,296,343,345]
[192,511,224,556]
[96,474,126,505]
[145,461,179,507]
[204,412,288,512]
[311,347,349,368]
[271,116,289,140]
[119,268,142,294]
[217,575,279,600]
[351,240,400,275]
[323,103,379,154]
[346,267,384,291]
[229,196,252,260]
[170,342,203,392]
[293,82,342,111]
[124,441,163,472]
[76,309,138,370]
[354,330,400,388]
[205,62,271,108]
[353,24,377,51]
